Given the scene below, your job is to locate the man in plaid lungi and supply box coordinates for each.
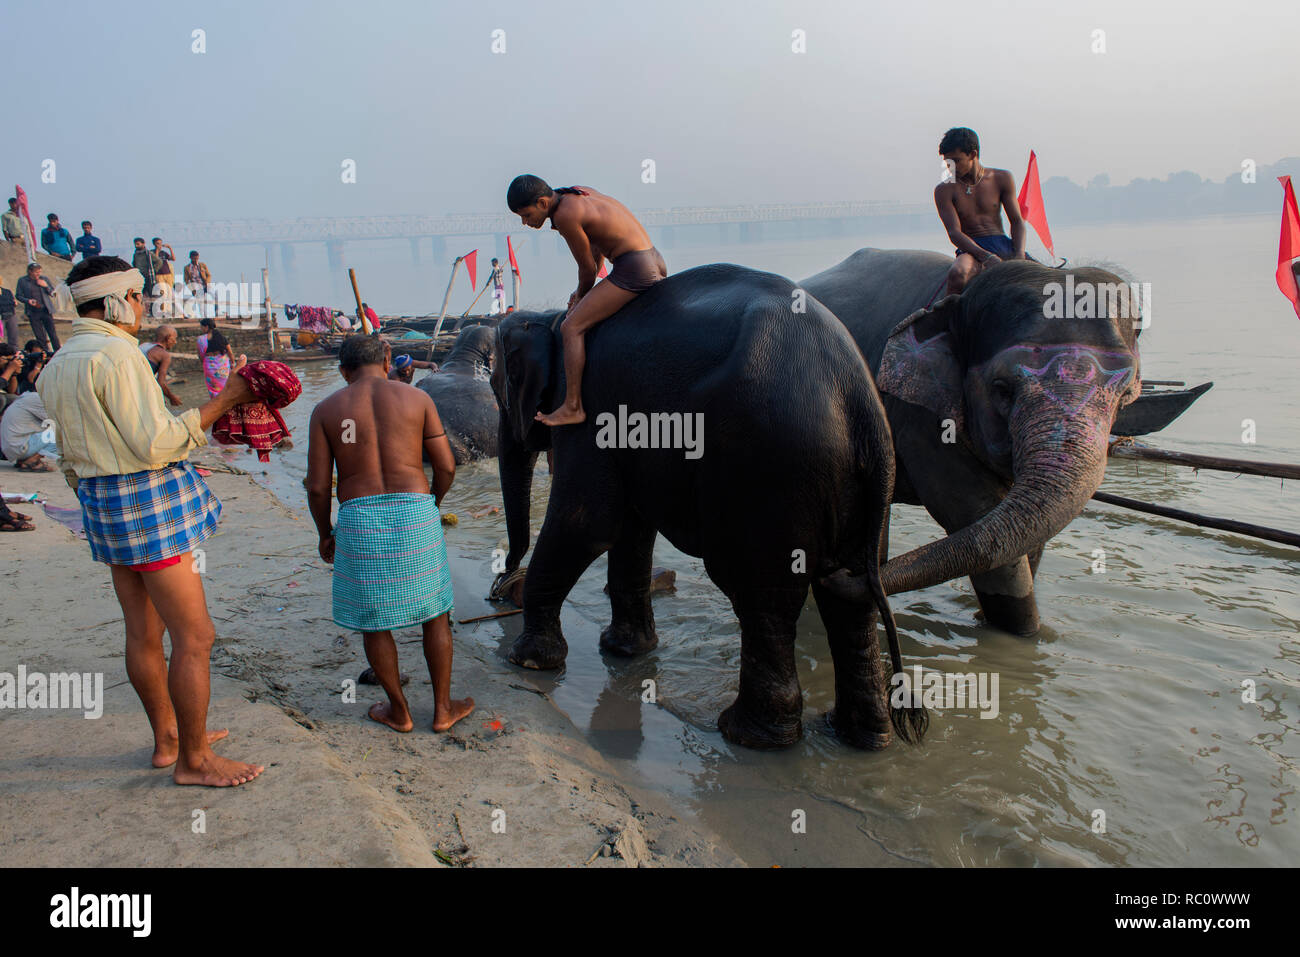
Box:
[38,257,265,788]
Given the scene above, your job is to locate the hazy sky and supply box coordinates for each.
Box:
[9,0,1298,227]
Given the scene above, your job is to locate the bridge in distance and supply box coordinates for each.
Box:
[102,200,932,272]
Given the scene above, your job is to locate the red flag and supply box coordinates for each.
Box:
[598,262,608,279]
[463,249,477,289]
[1017,151,1055,259]
[506,235,520,277]
[14,184,38,262]
[1276,176,1300,319]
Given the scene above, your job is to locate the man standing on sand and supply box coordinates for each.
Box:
[38,255,263,787]
[2,198,24,244]
[152,237,176,317]
[506,175,668,426]
[75,221,102,260]
[306,336,473,734]
[15,263,61,352]
[935,127,1031,296]
[488,258,506,315]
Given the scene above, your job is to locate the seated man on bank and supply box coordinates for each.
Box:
[0,389,58,471]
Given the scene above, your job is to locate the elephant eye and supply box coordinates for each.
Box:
[991,378,1013,397]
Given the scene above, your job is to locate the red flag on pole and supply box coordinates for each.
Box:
[506,235,520,277]
[14,184,38,263]
[463,249,477,289]
[1276,176,1300,319]
[1017,151,1055,259]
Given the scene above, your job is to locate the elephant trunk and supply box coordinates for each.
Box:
[882,392,1115,595]
[495,412,538,584]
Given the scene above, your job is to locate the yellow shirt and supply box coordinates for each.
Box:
[37,316,207,478]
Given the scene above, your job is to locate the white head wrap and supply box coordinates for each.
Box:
[65,268,146,325]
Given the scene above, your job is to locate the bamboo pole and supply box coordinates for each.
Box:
[262,267,273,353]
[1110,443,1300,481]
[462,281,489,317]
[431,256,463,343]
[348,268,371,334]
[1091,491,1300,549]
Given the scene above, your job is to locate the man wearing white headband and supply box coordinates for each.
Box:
[38,256,265,788]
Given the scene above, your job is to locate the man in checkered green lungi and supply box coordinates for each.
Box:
[307,335,474,735]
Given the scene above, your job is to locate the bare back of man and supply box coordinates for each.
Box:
[312,376,438,503]
[507,175,669,428]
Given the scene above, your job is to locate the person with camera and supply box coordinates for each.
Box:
[14,264,61,352]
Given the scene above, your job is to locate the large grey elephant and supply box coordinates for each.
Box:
[491,264,926,750]
[805,249,1142,636]
[415,324,498,463]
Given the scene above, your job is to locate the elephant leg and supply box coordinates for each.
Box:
[969,556,1039,637]
[509,493,621,670]
[600,511,658,657]
[812,578,892,750]
[717,585,807,750]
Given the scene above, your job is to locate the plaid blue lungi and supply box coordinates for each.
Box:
[76,462,222,566]
[332,492,454,632]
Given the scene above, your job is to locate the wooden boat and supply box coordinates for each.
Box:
[1111,380,1212,437]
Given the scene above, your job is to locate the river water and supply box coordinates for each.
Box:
[195,213,1298,866]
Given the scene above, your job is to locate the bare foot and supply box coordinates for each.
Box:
[433,697,475,732]
[173,752,264,787]
[534,404,585,427]
[152,728,231,768]
[368,701,414,733]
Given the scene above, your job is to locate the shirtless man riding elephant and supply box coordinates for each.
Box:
[506,175,668,427]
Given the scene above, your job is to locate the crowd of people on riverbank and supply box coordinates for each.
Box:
[4,197,216,324]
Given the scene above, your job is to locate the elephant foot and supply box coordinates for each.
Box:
[599,620,658,657]
[718,698,802,750]
[974,592,1040,637]
[825,707,892,751]
[508,626,568,670]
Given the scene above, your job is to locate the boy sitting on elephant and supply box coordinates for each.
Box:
[506,174,668,427]
[934,127,1033,296]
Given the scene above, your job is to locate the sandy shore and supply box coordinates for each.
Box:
[0,448,741,867]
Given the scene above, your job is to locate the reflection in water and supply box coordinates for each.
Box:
[189,213,1299,866]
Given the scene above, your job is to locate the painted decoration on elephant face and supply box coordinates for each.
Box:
[877,323,965,432]
[1010,345,1135,418]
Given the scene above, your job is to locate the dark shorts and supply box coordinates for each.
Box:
[607,247,668,293]
[957,234,1037,262]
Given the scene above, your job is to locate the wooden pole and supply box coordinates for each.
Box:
[1110,443,1300,481]
[431,256,462,343]
[462,281,489,317]
[262,267,274,353]
[348,268,371,335]
[457,608,524,624]
[1091,491,1300,549]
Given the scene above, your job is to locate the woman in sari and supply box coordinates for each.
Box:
[196,318,245,398]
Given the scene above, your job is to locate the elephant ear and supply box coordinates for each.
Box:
[877,294,965,430]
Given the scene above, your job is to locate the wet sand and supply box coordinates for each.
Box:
[0,448,741,867]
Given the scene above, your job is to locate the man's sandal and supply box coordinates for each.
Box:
[0,509,35,532]
[15,458,53,472]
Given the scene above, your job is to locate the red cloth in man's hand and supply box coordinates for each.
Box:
[212,360,302,461]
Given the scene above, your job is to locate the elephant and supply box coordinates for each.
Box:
[414,324,498,463]
[490,263,926,750]
[803,249,1142,636]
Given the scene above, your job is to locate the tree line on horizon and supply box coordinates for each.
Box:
[1041,156,1300,224]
